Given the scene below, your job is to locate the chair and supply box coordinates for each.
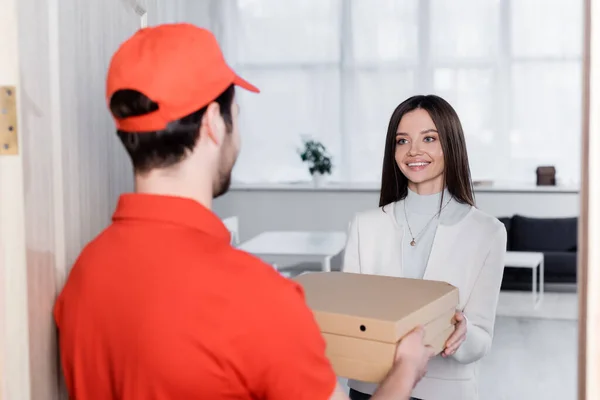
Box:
[222,216,240,246]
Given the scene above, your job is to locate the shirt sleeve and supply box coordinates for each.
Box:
[453,224,507,364]
[247,279,338,400]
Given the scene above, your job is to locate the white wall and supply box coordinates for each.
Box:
[214,184,580,243]
[56,0,214,269]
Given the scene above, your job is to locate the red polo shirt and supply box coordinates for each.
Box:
[54,194,337,399]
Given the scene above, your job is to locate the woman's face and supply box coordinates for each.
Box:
[395,108,445,194]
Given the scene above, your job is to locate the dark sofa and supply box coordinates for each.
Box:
[497,215,578,291]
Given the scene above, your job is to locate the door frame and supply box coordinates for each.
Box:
[579,0,600,398]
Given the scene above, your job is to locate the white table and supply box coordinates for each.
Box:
[238,231,347,272]
[505,251,545,308]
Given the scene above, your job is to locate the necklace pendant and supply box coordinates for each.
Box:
[410,239,416,246]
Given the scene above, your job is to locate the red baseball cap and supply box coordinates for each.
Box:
[106,23,259,132]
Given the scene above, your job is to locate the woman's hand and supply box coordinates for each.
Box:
[442,311,467,357]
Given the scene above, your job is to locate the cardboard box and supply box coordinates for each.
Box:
[293,272,459,383]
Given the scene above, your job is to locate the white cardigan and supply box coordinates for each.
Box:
[343,201,507,400]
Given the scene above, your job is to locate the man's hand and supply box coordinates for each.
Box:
[394,326,435,384]
[443,311,467,358]
[371,326,435,400]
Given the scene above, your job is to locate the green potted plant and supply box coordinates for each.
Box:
[298,138,332,186]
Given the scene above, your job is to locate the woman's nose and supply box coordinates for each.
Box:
[408,140,421,156]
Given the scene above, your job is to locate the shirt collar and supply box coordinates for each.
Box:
[112,193,231,243]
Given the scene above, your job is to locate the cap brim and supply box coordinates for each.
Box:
[233,74,260,93]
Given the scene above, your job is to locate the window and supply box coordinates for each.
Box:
[219,0,584,185]
[509,0,584,185]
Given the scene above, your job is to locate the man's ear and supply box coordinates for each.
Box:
[202,102,223,145]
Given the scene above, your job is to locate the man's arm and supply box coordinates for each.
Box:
[242,279,339,400]
[242,270,432,400]
[327,372,415,400]
[328,327,434,400]
[328,384,356,400]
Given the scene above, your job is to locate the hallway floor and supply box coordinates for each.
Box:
[479,316,577,399]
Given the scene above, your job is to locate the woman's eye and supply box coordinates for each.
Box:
[396,138,408,145]
[424,136,436,143]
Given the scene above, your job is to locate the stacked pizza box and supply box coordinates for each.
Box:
[294,271,459,383]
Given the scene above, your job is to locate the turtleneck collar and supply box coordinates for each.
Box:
[405,187,453,215]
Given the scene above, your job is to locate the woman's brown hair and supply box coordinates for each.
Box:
[379,95,475,209]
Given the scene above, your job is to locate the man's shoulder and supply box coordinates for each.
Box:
[76,223,122,258]
[222,247,306,302]
[65,226,115,276]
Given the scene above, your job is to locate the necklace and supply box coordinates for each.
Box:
[403,197,452,246]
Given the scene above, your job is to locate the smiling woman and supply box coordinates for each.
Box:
[343,95,507,400]
[396,113,445,195]
[380,95,475,209]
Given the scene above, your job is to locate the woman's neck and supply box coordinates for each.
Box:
[405,187,451,215]
[407,177,444,195]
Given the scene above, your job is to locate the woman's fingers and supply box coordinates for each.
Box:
[445,319,467,346]
[443,312,468,357]
[452,311,464,325]
[445,332,460,348]
[443,333,466,357]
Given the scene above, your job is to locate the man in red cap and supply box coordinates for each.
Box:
[54,23,433,400]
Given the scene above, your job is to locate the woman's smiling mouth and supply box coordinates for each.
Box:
[406,161,431,171]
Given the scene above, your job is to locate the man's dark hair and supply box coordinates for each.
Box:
[110,85,235,173]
